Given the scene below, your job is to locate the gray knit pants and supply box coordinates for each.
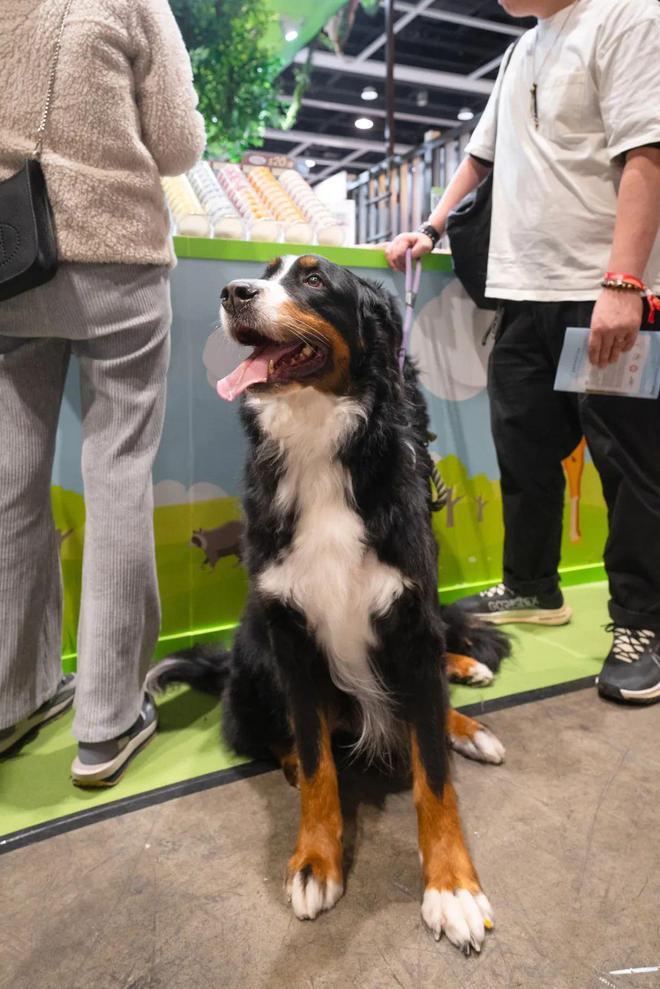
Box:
[0,263,171,742]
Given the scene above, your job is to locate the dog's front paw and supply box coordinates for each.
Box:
[286,857,343,920]
[421,887,493,954]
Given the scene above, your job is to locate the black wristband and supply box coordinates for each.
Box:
[417,222,440,247]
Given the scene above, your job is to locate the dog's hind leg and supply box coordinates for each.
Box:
[445,652,494,686]
[447,709,505,765]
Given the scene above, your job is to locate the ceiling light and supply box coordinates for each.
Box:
[457,107,474,121]
[415,90,429,108]
[361,86,378,101]
[355,117,374,130]
[304,159,316,168]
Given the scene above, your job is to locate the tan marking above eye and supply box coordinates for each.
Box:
[297,255,319,269]
[264,257,283,278]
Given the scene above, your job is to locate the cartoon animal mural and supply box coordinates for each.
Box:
[190,519,244,570]
[562,437,587,543]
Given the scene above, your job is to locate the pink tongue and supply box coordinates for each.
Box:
[217,343,300,401]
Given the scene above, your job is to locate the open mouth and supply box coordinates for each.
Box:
[217,336,329,402]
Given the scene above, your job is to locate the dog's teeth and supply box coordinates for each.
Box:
[302,345,313,357]
[268,360,274,373]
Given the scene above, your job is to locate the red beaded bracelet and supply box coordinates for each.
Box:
[601,272,646,291]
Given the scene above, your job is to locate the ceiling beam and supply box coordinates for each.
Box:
[293,49,494,96]
[263,127,412,155]
[389,3,524,37]
[311,149,369,184]
[355,0,437,64]
[469,53,505,80]
[289,141,311,156]
[279,95,459,129]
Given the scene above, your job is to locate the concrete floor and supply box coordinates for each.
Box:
[2,690,659,989]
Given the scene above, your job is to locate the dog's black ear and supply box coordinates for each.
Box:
[357,278,403,360]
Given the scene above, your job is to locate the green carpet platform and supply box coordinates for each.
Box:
[0,582,610,853]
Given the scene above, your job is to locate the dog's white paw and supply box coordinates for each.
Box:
[287,869,343,921]
[464,660,494,685]
[421,888,494,954]
[450,726,505,765]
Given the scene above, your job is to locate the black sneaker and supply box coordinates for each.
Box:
[597,626,660,704]
[452,582,572,626]
[0,674,76,756]
[71,694,158,787]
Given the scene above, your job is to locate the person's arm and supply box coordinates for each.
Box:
[385,155,491,272]
[131,0,206,177]
[589,147,660,367]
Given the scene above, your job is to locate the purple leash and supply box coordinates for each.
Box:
[399,247,422,371]
[397,249,447,510]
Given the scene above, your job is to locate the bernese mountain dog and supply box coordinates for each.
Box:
[148,254,510,955]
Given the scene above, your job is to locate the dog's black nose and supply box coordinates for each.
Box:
[221,280,260,312]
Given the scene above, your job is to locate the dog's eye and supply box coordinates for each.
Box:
[304,273,323,288]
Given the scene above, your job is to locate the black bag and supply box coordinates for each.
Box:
[0,160,58,302]
[0,0,73,303]
[446,172,496,310]
[446,41,518,311]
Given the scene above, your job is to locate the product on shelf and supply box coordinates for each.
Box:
[247,166,313,244]
[187,162,245,240]
[215,163,281,242]
[161,175,210,238]
[278,169,346,247]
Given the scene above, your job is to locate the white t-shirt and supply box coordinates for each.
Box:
[465,0,660,302]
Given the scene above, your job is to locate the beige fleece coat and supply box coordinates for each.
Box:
[0,0,206,265]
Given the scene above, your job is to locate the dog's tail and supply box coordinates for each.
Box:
[441,603,512,673]
[146,643,229,696]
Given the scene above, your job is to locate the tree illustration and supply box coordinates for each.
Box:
[444,486,465,528]
[474,494,489,523]
[562,437,586,543]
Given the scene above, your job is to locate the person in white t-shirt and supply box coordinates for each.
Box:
[387,0,660,704]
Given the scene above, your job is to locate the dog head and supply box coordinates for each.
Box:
[217,255,402,401]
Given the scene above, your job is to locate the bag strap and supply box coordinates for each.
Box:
[492,38,519,149]
[33,0,75,160]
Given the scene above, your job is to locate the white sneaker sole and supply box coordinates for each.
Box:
[0,688,76,756]
[71,717,157,787]
[471,604,573,627]
[598,679,660,703]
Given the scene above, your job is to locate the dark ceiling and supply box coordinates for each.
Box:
[262,1,534,180]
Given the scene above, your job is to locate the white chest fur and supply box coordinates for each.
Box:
[251,389,407,755]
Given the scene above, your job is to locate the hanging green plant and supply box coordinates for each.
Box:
[171,0,286,160]
[322,0,379,54]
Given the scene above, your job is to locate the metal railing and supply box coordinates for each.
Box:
[347,118,478,245]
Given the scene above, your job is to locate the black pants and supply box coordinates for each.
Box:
[488,300,660,632]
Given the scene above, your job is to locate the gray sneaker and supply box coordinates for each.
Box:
[71,694,158,787]
[0,674,76,756]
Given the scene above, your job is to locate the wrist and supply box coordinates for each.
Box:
[417,221,441,247]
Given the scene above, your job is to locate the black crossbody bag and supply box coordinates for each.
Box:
[0,0,74,303]
[446,41,518,312]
